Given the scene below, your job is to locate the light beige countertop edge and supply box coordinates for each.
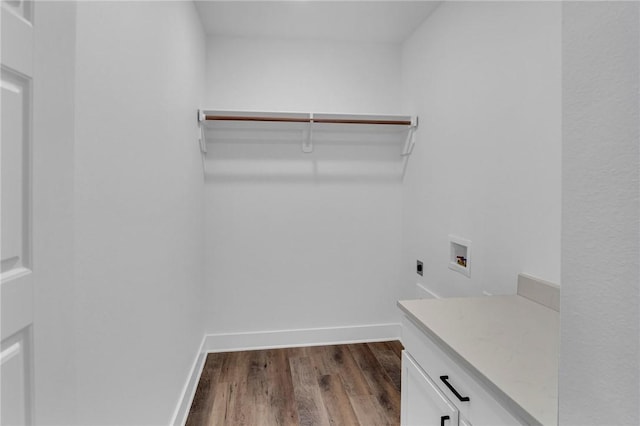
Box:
[398,295,559,426]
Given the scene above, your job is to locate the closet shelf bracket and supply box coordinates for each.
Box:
[401,116,419,157]
[303,113,314,153]
[198,109,207,155]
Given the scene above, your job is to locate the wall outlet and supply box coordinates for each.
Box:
[416,260,423,276]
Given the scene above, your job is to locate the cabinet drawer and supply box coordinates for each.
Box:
[401,351,458,426]
[402,315,524,426]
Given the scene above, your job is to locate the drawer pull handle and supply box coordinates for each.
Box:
[440,375,470,402]
[440,415,450,426]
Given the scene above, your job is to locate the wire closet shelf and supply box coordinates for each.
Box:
[197,109,418,156]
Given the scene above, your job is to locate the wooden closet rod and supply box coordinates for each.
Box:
[204,115,412,126]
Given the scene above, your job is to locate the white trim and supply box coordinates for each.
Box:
[204,323,401,353]
[170,335,207,426]
[0,342,22,364]
[1,266,32,283]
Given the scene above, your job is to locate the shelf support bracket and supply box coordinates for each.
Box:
[302,113,314,153]
[198,109,207,154]
[401,116,419,157]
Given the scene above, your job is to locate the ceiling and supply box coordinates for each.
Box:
[194,1,441,43]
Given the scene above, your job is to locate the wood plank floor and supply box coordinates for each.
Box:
[186,341,403,426]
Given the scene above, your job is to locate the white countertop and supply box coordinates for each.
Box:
[398,295,559,426]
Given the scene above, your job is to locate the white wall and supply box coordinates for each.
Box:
[73,2,205,424]
[205,36,401,114]
[204,36,404,336]
[32,2,77,423]
[560,2,639,425]
[400,2,561,298]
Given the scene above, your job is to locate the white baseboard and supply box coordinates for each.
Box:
[204,323,402,353]
[170,323,401,426]
[170,335,207,426]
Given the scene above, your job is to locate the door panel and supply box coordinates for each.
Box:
[1,68,31,276]
[1,330,32,425]
[1,0,33,75]
[1,1,35,424]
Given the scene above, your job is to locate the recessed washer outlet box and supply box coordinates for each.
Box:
[449,235,471,277]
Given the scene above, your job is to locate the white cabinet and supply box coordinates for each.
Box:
[401,351,458,426]
[401,316,524,426]
[459,415,472,426]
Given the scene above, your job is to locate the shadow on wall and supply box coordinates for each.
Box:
[202,121,412,183]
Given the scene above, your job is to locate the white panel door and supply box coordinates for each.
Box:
[1,1,35,424]
[401,351,459,426]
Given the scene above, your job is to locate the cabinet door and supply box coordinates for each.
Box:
[402,351,459,426]
[459,415,472,426]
